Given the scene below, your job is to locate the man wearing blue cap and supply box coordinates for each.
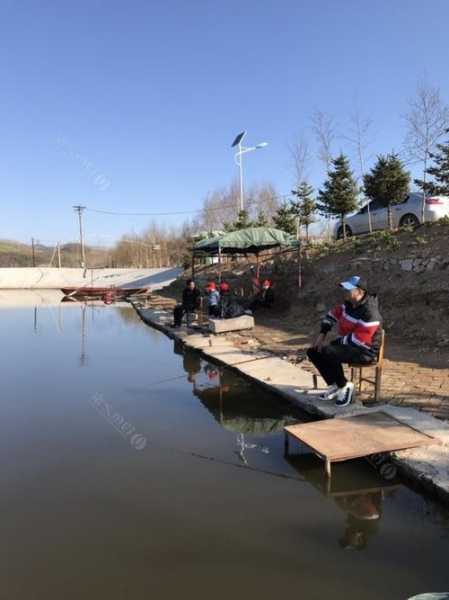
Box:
[307,276,383,407]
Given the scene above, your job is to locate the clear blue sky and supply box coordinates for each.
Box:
[1,0,449,245]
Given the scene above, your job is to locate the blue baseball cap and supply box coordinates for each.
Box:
[339,276,368,291]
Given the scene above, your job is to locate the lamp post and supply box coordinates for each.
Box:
[231,131,268,212]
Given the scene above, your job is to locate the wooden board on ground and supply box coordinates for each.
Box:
[285,411,439,468]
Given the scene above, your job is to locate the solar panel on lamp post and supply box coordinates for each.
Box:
[231,132,268,212]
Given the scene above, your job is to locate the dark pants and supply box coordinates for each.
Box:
[307,343,374,388]
[173,304,195,327]
[208,305,220,318]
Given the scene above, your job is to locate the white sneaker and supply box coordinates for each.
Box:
[335,382,354,407]
[320,384,339,400]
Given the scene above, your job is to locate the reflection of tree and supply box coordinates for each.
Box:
[115,305,143,325]
[176,344,302,464]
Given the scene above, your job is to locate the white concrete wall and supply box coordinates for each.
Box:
[0,267,182,290]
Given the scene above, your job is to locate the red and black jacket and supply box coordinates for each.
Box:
[320,293,383,356]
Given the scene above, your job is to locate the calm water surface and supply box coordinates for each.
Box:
[2,296,449,599]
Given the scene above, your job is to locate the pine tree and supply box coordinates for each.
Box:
[254,210,269,227]
[317,154,358,239]
[363,154,410,230]
[415,134,449,195]
[272,202,297,236]
[224,209,252,232]
[292,181,316,241]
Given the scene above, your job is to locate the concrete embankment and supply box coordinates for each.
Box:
[133,302,449,504]
[0,267,181,290]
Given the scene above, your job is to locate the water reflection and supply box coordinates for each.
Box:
[286,454,397,550]
[174,340,305,464]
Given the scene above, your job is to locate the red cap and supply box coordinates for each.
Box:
[219,282,230,292]
[206,281,216,291]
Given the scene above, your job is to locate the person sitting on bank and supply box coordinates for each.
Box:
[219,281,245,319]
[173,279,201,327]
[205,281,220,318]
[307,276,382,407]
[249,279,274,312]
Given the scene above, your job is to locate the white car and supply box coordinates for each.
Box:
[335,192,449,239]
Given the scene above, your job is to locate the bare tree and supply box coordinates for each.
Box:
[199,183,239,232]
[288,135,311,186]
[343,106,374,232]
[246,182,280,221]
[311,110,336,173]
[403,79,449,221]
[312,111,336,238]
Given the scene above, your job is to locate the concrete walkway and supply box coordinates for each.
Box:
[133,304,449,504]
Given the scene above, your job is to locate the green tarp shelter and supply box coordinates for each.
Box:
[193,226,297,256]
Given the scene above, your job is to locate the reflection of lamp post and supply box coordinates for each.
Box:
[231,131,268,212]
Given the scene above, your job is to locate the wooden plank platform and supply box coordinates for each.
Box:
[284,412,440,478]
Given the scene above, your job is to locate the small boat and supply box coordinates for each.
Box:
[61,287,149,300]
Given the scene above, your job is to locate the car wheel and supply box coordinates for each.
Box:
[337,225,353,240]
[399,213,420,228]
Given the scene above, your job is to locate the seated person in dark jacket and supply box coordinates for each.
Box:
[307,276,382,408]
[219,281,245,319]
[173,279,201,327]
[249,279,274,312]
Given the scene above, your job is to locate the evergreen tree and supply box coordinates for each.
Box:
[363,154,410,230]
[415,133,449,196]
[224,209,252,232]
[272,202,297,236]
[254,210,269,227]
[292,181,316,241]
[317,154,358,239]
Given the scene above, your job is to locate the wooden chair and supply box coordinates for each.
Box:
[349,330,385,403]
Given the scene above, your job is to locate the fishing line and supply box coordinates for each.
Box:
[136,433,307,485]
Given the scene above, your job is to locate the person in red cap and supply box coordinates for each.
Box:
[249,279,275,312]
[205,281,220,318]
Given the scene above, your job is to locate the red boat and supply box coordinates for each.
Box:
[61,287,149,300]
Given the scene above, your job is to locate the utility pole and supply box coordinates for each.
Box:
[57,242,61,268]
[73,206,86,267]
[31,237,36,267]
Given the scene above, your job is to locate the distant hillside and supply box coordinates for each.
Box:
[0,239,111,267]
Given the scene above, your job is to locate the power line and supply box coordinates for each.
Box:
[85,194,292,218]
[87,207,205,217]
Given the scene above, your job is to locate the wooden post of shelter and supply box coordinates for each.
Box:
[191,251,195,281]
[296,216,302,290]
[218,245,222,284]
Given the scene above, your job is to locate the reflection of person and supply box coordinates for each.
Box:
[249,279,274,312]
[335,492,382,550]
[172,279,201,327]
[183,350,201,383]
[307,276,382,407]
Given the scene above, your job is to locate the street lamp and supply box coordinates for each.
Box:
[231,131,268,212]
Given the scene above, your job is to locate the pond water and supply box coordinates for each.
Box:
[2,296,449,599]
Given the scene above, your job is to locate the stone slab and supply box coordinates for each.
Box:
[208,315,255,333]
